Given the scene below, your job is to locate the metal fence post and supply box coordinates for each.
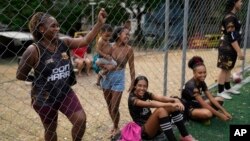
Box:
[241,0,250,74]
[181,0,189,89]
[163,0,170,96]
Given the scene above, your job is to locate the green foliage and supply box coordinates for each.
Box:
[0,0,174,38]
[98,1,129,26]
[0,0,134,36]
[0,0,89,36]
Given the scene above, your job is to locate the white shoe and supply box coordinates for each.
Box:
[217,92,232,100]
[224,89,240,95]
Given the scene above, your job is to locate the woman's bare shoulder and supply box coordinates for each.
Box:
[25,44,38,56]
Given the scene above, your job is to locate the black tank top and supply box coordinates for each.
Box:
[31,40,74,106]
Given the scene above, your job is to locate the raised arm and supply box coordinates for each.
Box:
[64,8,107,49]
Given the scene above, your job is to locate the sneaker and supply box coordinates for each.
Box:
[224,89,240,95]
[180,135,198,141]
[217,92,232,100]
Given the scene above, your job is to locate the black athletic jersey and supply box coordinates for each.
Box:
[221,12,242,45]
[31,40,74,106]
[181,78,208,108]
[128,91,153,126]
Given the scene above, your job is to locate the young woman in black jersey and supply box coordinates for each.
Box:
[181,56,232,122]
[217,0,244,100]
[16,9,106,141]
[128,75,196,141]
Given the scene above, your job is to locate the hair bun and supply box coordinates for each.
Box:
[188,56,204,69]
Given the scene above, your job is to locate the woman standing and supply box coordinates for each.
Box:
[217,0,244,99]
[100,26,135,137]
[16,9,106,141]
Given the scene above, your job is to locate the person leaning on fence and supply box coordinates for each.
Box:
[16,9,106,141]
[128,75,197,141]
[95,24,117,86]
[181,56,232,123]
[100,26,135,138]
[216,0,244,100]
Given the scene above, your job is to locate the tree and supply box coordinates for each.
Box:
[0,0,90,36]
[97,0,129,26]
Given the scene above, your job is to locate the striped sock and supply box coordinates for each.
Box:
[159,116,177,141]
[172,111,189,137]
[225,82,231,90]
[218,84,224,93]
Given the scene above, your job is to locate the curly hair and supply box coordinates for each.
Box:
[28,12,52,41]
[188,56,205,70]
[225,0,240,13]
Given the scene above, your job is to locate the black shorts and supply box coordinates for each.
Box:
[182,96,207,121]
[141,125,163,140]
[217,45,237,70]
[182,96,223,121]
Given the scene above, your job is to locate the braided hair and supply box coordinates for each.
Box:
[28,12,52,41]
[188,56,205,70]
[225,0,239,13]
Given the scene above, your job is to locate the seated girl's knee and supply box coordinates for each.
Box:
[202,110,213,119]
[156,107,169,117]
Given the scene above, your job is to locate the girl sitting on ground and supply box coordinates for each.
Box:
[181,56,232,122]
[128,75,197,141]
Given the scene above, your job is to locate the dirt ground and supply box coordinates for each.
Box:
[1,49,249,141]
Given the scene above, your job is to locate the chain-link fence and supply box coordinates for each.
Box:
[0,0,250,140]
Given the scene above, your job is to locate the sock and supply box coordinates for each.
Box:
[218,84,224,93]
[224,82,231,90]
[159,116,177,141]
[171,111,189,137]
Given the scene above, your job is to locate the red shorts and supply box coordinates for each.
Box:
[33,91,83,124]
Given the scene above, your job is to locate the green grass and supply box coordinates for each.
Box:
[183,77,250,141]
